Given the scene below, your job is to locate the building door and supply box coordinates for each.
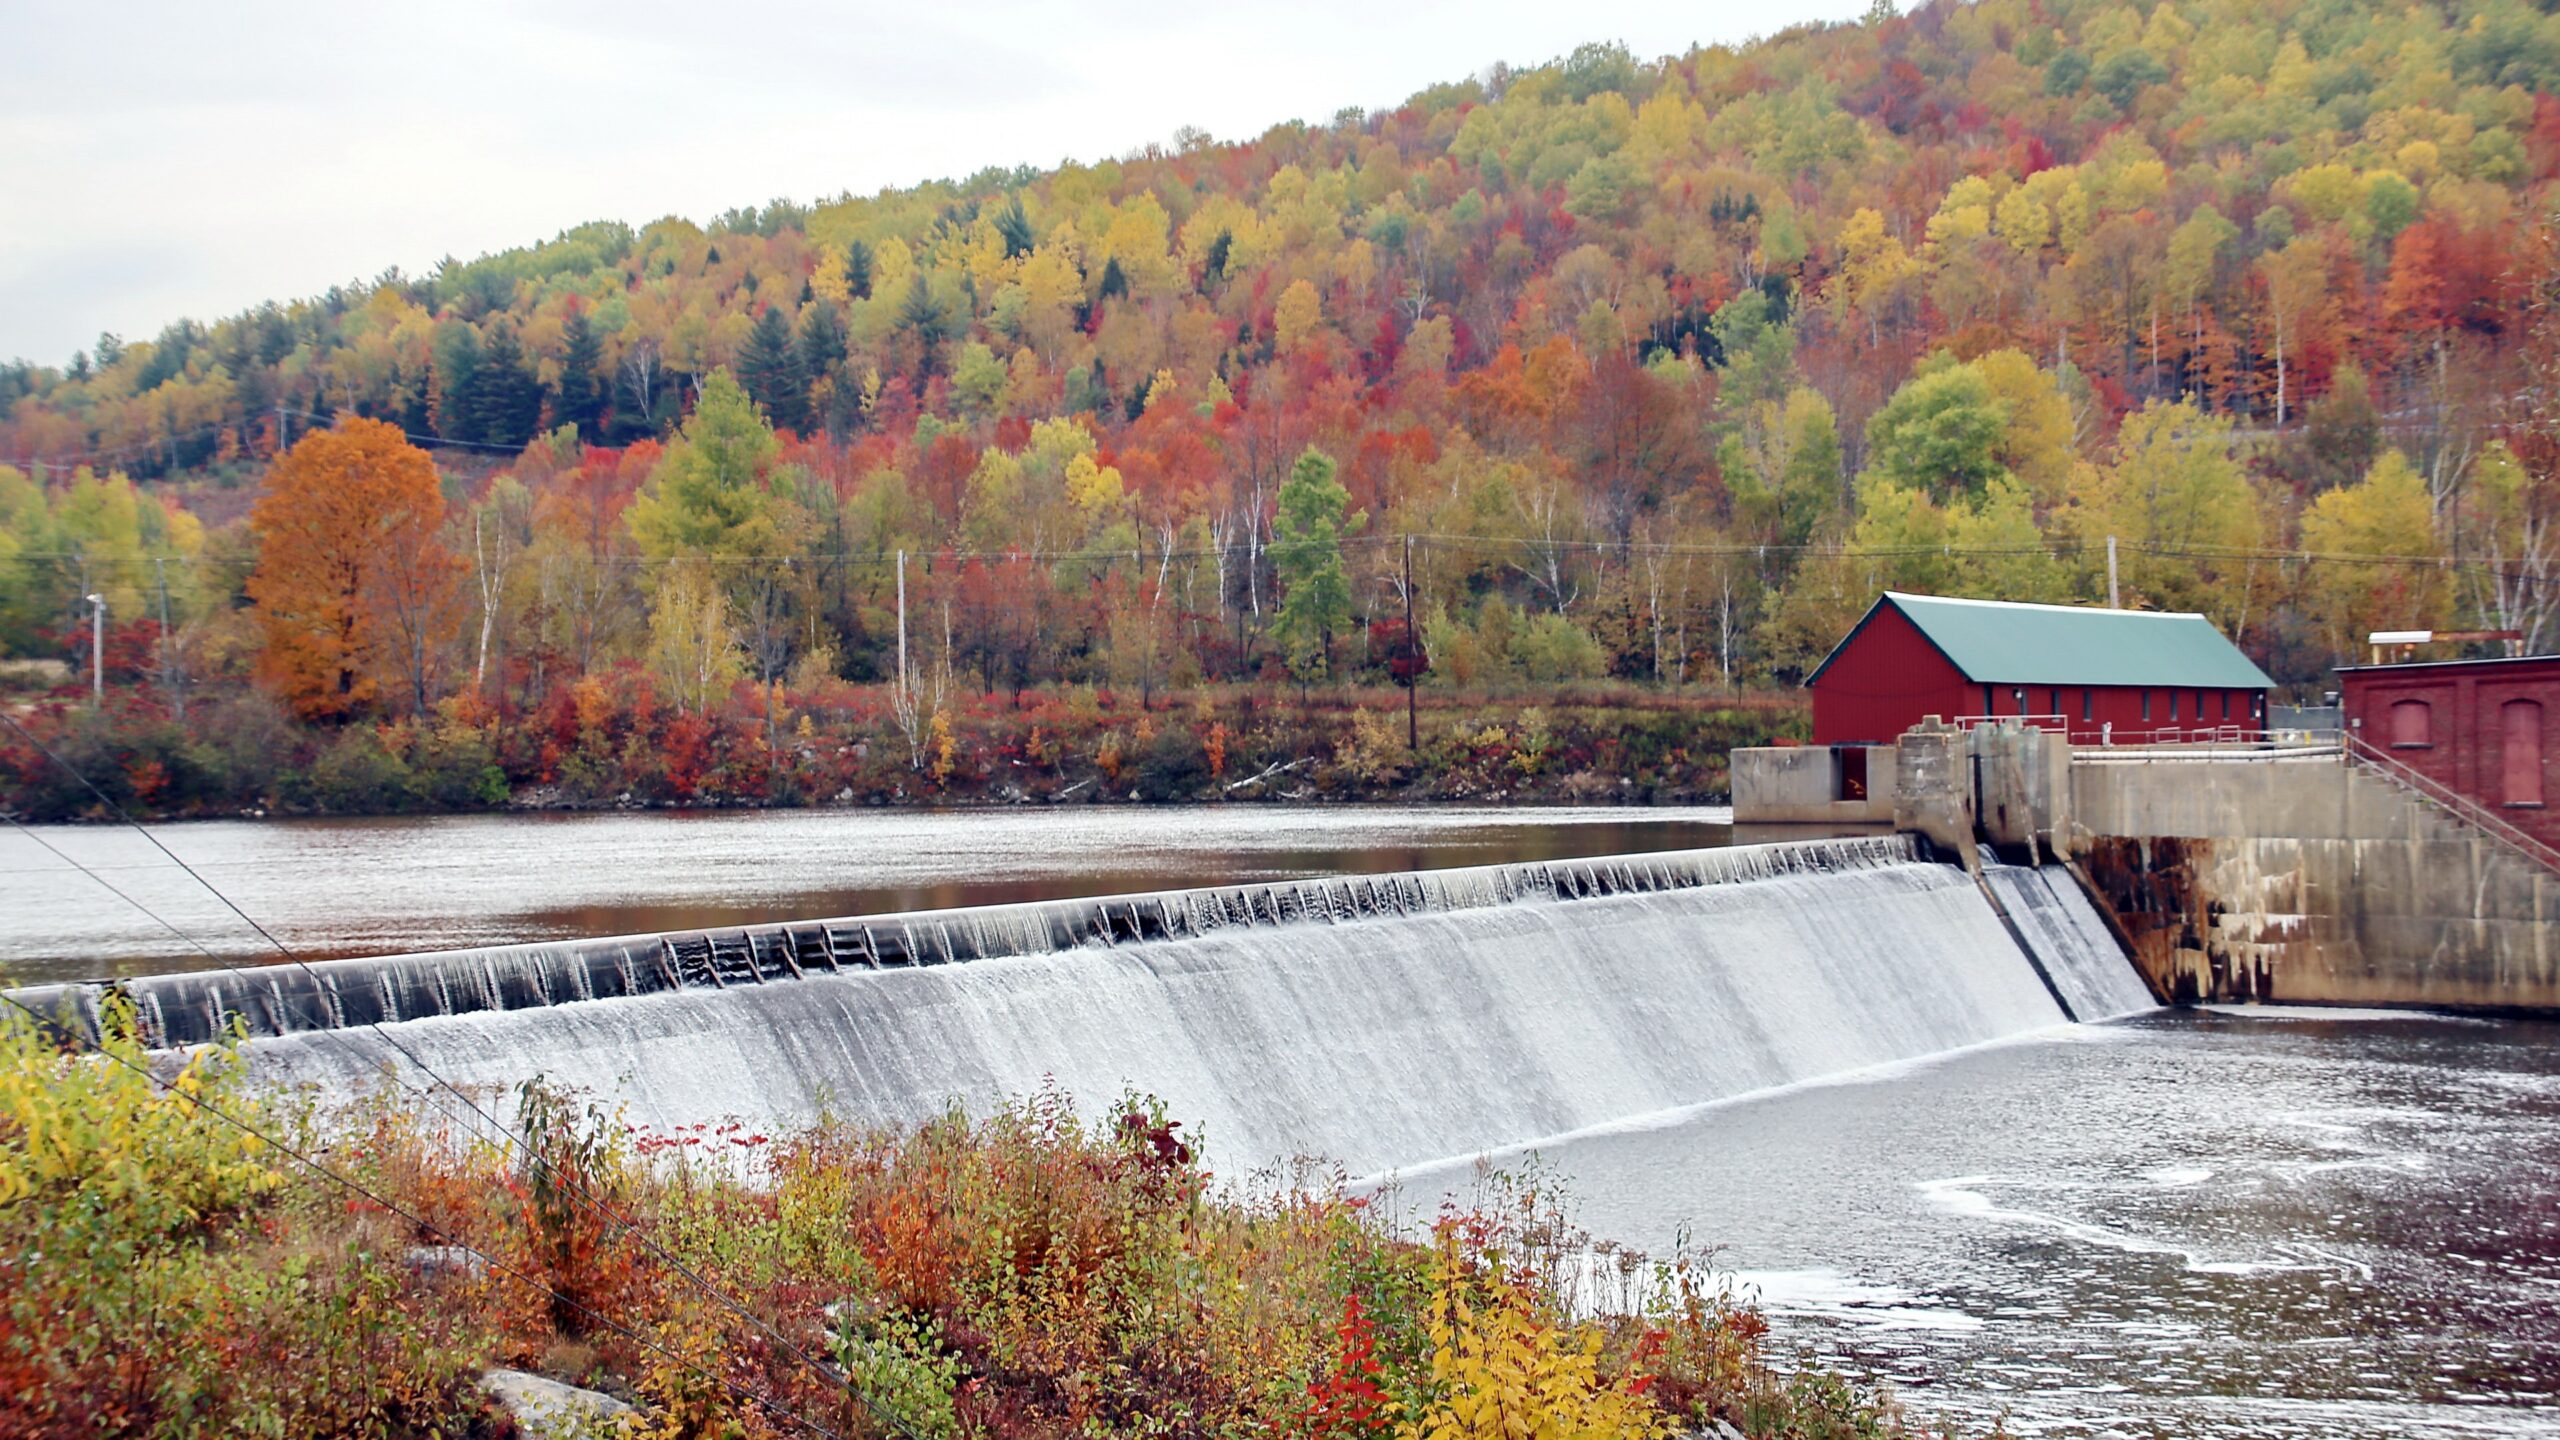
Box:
[2504,700,2544,806]
[1835,746,1868,802]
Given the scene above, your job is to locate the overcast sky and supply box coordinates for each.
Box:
[0,1,1873,367]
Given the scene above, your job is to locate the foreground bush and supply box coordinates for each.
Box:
[0,1008,1947,1438]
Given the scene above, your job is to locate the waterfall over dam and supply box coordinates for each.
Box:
[13,835,2151,1177]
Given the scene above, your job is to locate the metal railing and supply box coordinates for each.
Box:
[2069,727,2340,759]
[1956,715,2318,749]
[2337,730,2560,877]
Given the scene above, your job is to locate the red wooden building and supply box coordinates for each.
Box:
[1806,592,2273,746]
[2338,655,2560,847]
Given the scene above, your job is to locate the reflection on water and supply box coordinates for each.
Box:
[1390,1008,2560,1438]
[0,805,1730,983]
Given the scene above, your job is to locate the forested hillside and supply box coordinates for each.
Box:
[8,0,2560,812]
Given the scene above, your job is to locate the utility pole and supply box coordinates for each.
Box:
[1402,535,1418,751]
[2105,535,2120,609]
[84,593,105,705]
[155,557,180,722]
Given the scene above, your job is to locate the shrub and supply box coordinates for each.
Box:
[1134,724,1210,801]
[1514,613,1608,683]
[305,725,419,812]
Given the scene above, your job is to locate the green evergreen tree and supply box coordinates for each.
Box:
[796,301,847,390]
[552,306,605,438]
[996,195,1036,259]
[898,275,950,375]
[844,240,874,300]
[1271,446,1366,685]
[472,321,542,446]
[737,304,809,432]
[429,323,482,442]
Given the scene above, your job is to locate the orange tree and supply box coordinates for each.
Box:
[247,419,462,719]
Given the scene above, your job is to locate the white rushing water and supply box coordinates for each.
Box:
[1984,863,2160,1022]
[252,851,2104,1176]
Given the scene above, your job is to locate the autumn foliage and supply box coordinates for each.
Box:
[14,0,2560,805]
[0,998,1927,1438]
[247,419,460,720]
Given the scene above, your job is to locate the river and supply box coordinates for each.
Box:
[1389,1006,2560,1439]
[0,805,1731,983]
[4,806,2552,1435]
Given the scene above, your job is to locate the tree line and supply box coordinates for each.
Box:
[10,0,2560,741]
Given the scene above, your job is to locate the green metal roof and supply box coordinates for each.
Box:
[1812,592,2275,689]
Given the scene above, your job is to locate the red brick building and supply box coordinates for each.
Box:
[2338,655,2560,846]
[1807,592,2273,746]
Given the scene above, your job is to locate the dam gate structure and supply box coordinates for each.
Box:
[1740,719,2560,1014]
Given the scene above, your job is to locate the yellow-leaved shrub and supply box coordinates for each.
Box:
[1395,1225,1667,1440]
[0,995,277,1230]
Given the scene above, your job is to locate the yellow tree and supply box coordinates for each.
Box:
[646,560,747,714]
[248,419,462,719]
[1833,207,1917,345]
[2299,449,2445,657]
[2259,235,2332,427]
[2068,400,2265,630]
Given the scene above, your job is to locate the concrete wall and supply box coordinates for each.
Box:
[2070,756,2560,1012]
[1972,723,2071,862]
[1731,744,1898,824]
[1892,722,1977,869]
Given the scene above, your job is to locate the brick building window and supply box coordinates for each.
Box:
[2390,699,2433,749]
[2504,700,2544,807]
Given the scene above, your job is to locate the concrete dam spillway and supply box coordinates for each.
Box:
[24,836,2152,1178]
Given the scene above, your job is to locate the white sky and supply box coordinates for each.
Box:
[0,1,1874,367]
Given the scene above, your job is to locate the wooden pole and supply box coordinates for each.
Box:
[1403,535,1418,751]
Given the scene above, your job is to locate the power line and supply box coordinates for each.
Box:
[0,533,2545,576]
[0,711,928,1440]
[280,409,528,453]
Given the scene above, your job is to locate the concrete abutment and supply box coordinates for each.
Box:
[1734,728,2560,1014]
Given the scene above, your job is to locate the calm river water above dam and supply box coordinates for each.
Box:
[0,804,1731,983]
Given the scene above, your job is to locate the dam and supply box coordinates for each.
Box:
[11,834,2147,1177]
[7,810,2548,1436]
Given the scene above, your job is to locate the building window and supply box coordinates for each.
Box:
[2505,700,2544,807]
[2081,690,2093,723]
[2142,691,2152,722]
[2049,688,2061,718]
[1982,684,1994,718]
[2169,691,2179,723]
[2222,692,2232,722]
[2012,686,2028,716]
[2389,699,2432,749]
